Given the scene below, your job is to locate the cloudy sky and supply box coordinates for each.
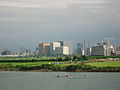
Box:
[0,0,120,51]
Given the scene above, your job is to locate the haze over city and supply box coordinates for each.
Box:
[0,0,120,51]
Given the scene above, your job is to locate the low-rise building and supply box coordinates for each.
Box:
[1,49,12,55]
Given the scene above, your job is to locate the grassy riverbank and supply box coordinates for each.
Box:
[0,63,120,72]
[0,56,120,72]
[86,61,120,67]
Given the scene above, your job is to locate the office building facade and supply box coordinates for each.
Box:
[58,41,73,55]
[91,41,114,56]
[50,42,61,54]
[114,46,120,56]
[77,43,83,55]
[38,41,72,55]
[38,43,51,55]
[55,46,69,55]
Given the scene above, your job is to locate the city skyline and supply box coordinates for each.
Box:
[0,0,120,51]
[1,40,118,56]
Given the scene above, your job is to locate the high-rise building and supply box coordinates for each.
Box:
[86,47,92,56]
[38,41,73,55]
[83,40,90,55]
[50,42,61,54]
[55,46,69,55]
[58,41,73,55]
[91,41,114,56]
[77,43,83,55]
[38,43,51,55]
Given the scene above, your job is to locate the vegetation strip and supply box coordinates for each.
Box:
[0,56,120,72]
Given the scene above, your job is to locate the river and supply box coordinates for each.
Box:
[0,72,120,90]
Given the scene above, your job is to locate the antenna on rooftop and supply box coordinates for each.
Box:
[57,15,60,41]
[57,15,62,41]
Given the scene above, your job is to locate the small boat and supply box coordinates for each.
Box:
[57,75,60,77]
[85,74,87,78]
[69,75,73,79]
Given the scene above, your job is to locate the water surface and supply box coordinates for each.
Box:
[0,72,120,90]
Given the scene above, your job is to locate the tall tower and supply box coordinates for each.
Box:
[83,40,90,55]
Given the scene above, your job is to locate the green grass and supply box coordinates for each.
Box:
[0,61,70,67]
[0,62,47,66]
[0,57,56,61]
[0,60,120,72]
[0,61,73,71]
[86,61,120,67]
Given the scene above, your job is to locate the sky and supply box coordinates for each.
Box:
[0,0,120,52]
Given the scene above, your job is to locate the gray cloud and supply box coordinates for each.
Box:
[0,0,120,51]
[0,0,111,9]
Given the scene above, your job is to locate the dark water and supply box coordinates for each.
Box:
[0,72,120,90]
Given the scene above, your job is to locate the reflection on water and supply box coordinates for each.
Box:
[0,72,120,90]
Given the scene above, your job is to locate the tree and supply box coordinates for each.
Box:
[64,56,71,61]
[81,55,88,60]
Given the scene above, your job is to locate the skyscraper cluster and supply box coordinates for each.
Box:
[77,41,116,56]
[1,40,120,57]
[38,41,73,56]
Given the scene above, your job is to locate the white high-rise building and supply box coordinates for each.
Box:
[91,41,114,56]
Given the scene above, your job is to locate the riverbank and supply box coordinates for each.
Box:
[0,56,120,72]
[0,64,120,72]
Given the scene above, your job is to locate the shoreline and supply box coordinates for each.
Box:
[0,69,120,72]
[0,64,120,72]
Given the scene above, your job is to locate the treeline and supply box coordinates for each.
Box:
[0,59,50,62]
[87,56,120,59]
[0,55,120,64]
[0,56,87,62]
[0,64,120,72]
[1,55,120,61]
